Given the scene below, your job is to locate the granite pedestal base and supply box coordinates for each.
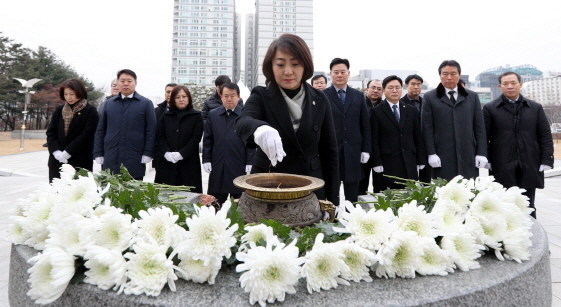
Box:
[9,221,551,307]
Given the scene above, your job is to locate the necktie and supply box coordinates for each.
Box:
[392,104,400,122]
[227,110,232,116]
[448,90,456,104]
[338,89,346,105]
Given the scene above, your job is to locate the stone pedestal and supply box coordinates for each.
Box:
[10,221,552,307]
[237,192,322,227]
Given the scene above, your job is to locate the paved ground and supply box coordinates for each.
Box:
[0,151,560,306]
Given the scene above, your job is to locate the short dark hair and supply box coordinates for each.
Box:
[311,75,327,83]
[366,79,381,88]
[59,78,88,101]
[165,83,177,88]
[214,75,231,87]
[219,83,240,96]
[262,34,314,86]
[498,71,522,83]
[458,79,466,86]
[168,85,193,110]
[117,69,137,81]
[382,75,403,89]
[405,74,424,85]
[329,58,350,70]
[438,60,461,75]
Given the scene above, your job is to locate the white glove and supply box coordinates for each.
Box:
[203,162,212,173]
[245,165,252,173]
[475,155,488,168]
[61,150,71,160]
[417,165,425,171]
[539,165,552,172]
[171,152,183,162]
[95,157,104,165]
[164,152,177,163]
[141,155,153,164]
[53,150,68,164]
[373,166,384,173]
[253,125,286,167]
[360,152,370,164]
[428,154,441,168]
[485,163,492,170]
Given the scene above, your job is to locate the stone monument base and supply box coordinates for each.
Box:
[9,220,551,307]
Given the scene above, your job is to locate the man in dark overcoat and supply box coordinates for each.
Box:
[94,69,157,180]
[371,76,425,190]
[201,75,243,123]
[483,71,554,218]
[422,60,487,181]
[203,83,255,204]
[400,74,431,184]
[324,58,371,202]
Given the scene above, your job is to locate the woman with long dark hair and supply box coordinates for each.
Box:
[154,85,203,192]
[235,33,340,206]
[46,78,99,182]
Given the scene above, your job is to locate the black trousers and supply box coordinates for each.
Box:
[358,160,373,195]
[337,181,359,202]
[514,166,537,219]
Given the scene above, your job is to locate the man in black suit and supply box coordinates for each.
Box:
[371,75,425,190]
[359,79,383,195]
[324,58,371,202]
[400,74,431,183]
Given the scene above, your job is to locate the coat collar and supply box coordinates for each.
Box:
[497,94,531,108]
[216,104,242,116]
[436,83,468,98]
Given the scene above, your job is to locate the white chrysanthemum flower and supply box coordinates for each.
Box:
[301,233,350,293]
[94,210,135,252]
[331,241,376,283]
[135,207,187,249]
[24,222,51,251]
[124,241,178,296]
[184,202,238,266]
[59,164,76,182]
[435,176,474,206]
[502,227,533,263]
[502,186,533,216]
[333,201,396,251]
[375,230,423,279]
[429,199,466,234]
[415,237,454,276]
[239,224,281,252]
[93,199,121,218]
[51,174,102,219]
[473,176,502,192]
[45,215,96,257]
[9,215,34,244]
[236,239,303,307]
[395,200,437,238]
[439,232,484,271]
[83,245,127,291]
[468,189,505,217]
[177,252,222,284]
[26,247,75,305]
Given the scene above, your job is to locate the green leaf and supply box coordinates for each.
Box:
[295,227,321,255]
[259,219,292,242]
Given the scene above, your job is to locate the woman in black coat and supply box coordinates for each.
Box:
[235,34,339,205]
[46,79,99,182]
[154,85,203,192]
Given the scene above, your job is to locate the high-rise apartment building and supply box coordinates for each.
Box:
[245,0,314,89]
[171,0,241,87]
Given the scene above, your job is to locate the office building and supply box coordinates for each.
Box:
[171,0,241,87]
[476,64,543,100]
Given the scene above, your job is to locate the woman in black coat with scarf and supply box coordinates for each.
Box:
[46,79,99,182]
[154,85,203,192]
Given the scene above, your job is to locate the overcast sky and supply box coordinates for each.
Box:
[1,0,561,99]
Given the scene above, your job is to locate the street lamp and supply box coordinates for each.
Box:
[14,78,42,150]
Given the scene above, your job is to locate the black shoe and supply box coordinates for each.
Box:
[42,143,48,147]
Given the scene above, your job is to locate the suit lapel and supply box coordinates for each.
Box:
[400,103,407,130]
[456,93,466,105]
[325,86,344,112]
[343,88,352,114]
[295,86,317,145]
[381,100,400,128]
